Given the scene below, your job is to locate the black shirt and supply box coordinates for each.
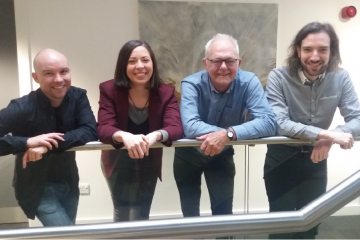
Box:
[47,105,71,183]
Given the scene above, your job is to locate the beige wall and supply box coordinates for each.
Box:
[12,0,360,226]
[0,0,28,223]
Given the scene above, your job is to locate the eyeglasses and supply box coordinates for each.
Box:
[206,58,238,67]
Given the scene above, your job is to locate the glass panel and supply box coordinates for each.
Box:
[1,0,360,237]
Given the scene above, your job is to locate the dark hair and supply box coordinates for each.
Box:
[114,40,163,89]
[286,22,342,72]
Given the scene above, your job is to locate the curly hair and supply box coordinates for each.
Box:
[286,22,341,72]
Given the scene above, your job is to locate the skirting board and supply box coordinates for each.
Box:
[0,207,27,223]
[29,205,360,227]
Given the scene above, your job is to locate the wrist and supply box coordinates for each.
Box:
[155,131,163,142]
[41,146,49,154]
[26,137,32,147]
[318,130,333,141]
[225,127,235,140]
[113,131,126,143]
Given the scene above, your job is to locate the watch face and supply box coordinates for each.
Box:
[227,131,234,138]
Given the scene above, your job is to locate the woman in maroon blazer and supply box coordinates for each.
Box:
[97,40,183,221]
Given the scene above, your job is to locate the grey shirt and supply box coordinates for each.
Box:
[266,66,360,141]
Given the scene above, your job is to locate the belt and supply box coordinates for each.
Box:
[299,145,314,153]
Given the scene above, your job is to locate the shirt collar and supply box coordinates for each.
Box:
[208,75,235,94]
[298,69,326,85]
[36,87,68,108]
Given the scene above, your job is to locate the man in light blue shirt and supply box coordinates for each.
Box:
[174,33,276,217]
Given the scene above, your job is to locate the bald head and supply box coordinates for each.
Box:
[32,49,71,107]
[33,49,68,72]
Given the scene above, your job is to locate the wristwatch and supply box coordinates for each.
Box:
[226,128,234,140]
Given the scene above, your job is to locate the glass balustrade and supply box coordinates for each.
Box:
[0,137,360,239]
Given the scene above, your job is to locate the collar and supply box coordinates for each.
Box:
[298,69,326,85]
[209,77,234,94]
[35,87,69,108]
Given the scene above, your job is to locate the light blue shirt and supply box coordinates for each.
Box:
[180,69,276,139]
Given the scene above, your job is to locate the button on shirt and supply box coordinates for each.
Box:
[180,69,276,139]
[266,66,360,140]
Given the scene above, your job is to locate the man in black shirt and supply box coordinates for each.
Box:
[0,49,97,226]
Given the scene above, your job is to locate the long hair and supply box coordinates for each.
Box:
[286,22,341,72]
[114,40,163,89]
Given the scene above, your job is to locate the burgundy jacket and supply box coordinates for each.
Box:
[97,79,183,180]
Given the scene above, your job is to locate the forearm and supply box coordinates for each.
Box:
[276,118,323,140]
[112,130,132,143]
[51,124,97,152]
[183,121,222,139]
[232,116,276,140]
[333,119,360,136]
[0,135,28,155]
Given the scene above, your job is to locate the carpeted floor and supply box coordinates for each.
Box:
[242,215,360,239]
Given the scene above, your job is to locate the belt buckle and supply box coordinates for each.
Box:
[301,146,311,153]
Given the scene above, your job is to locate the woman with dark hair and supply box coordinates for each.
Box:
[97,40,183,221]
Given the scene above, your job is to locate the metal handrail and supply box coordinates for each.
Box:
[1,169,360,239]
[0,136,359,238]
[70,136,314,151]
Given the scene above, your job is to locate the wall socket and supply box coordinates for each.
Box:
[79,183,90,195]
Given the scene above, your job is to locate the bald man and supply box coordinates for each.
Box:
[0,49,97,226]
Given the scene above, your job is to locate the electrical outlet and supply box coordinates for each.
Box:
[79,183,90,195]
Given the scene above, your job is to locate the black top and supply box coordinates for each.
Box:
[0,87,97,219]
[47,105,71,183]
[127,117,150,135]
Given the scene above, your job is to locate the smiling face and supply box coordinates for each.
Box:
[32,49,71,107]
[297,32,330,81]
[126,46,153,88]
[203,39,240,93]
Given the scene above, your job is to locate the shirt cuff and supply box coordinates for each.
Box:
[11,136,29,153]
[158,130,169,142]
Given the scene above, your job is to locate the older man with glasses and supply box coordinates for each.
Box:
[174,33,276,217]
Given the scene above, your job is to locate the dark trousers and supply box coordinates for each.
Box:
[264,144,327,239]
[174,147,235,217]
[102,150,157,221]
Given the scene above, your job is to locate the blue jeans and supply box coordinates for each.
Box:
[36,181,79,226]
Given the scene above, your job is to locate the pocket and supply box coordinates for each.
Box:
[319,95,337,100]
[264,145,299,175]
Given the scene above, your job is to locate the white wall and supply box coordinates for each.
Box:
[0,0,28,223]
[12,0,360,227]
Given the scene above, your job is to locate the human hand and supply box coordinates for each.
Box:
[144,131,162,156]
[196,129,229,156]
[27,133,64,149]
[121,132,149,159]
[328,131,354,149]
[311,139,333,163]
[22,146,48,168]
[146,131,162,146]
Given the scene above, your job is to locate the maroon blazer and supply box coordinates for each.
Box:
[97,79,183,180]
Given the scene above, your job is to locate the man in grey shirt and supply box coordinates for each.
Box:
[265,22,360,239]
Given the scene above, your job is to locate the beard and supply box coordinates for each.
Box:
[301,61,328,78]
